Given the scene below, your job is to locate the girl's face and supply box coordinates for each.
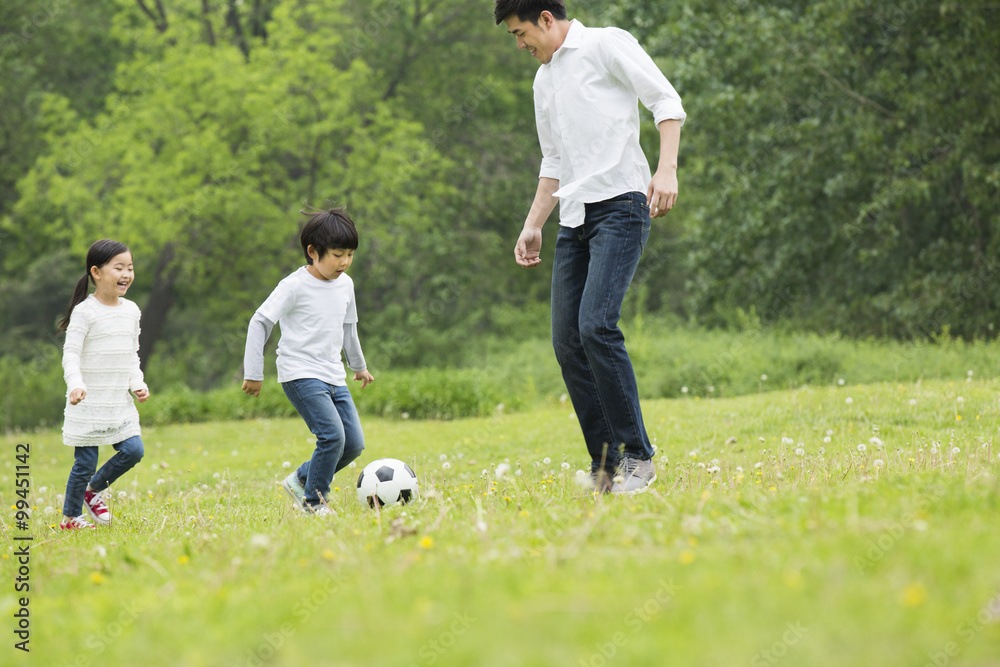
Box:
[91,251,134,301]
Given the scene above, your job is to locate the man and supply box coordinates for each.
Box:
[495,0,685,493]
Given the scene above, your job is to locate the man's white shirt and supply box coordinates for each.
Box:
[533,19,686,228]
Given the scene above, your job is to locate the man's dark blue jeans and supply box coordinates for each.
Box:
[551,191,655,474]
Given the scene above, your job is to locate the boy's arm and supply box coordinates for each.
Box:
[343,323,374,388]
[242,312,275,396]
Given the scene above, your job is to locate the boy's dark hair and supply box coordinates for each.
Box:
[493,0,567,25]
[299,205,359,264]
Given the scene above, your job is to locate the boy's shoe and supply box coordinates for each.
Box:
[83,489,111,525]
[611,457,657,495]
[281,472,306,511]
[61,515,97,530]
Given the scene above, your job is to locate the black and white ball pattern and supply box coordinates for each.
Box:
[356,458,419,508]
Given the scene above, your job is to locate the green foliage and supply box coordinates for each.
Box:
[658,0,1000,338]
[1,0,999,401]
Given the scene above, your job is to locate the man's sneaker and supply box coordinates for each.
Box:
[281,472,306,511]
[611,456,657,495]
[61,515,97,530]
[586,469,614,494]
[83,489,111,525]
[304,504,334,517]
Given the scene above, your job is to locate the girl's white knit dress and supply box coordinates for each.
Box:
[62,295,147,448]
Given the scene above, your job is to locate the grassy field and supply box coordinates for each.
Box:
[3,378,1000,666]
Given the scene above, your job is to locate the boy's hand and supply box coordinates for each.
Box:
[69,388,86,405]
[242,380,262,397]
[354,370,374,388]
[133,388,150,403]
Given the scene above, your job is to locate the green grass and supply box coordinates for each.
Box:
[3,378,1000,666]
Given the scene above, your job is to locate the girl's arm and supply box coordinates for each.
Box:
[63,308,89,403]
[130,307,149,400]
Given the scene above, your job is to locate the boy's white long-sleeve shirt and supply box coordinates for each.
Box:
[243,267,366,386]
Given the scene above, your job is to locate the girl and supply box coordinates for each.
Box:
[58,239,149,529]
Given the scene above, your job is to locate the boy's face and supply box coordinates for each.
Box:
[306,245,354,281]
[504,11,562,64]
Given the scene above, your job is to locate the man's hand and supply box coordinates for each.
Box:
[646,167,678,219]
[515,226,543,267]
[242,379,262,397]
[354,370,375,388]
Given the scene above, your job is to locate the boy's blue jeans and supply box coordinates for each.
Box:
[282,379,365,506]
[551,191,655,474]
[63,435,144,516]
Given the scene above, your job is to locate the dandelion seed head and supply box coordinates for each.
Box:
[857,444,867,453]
[795,448,805,456]
[442,461,451,470]
[845,397,853,404]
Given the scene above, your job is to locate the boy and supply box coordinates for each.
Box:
[494,1,685,493]
[242,206,374,515]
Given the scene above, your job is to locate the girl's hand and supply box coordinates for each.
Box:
[354,370,374,388]
[134,388,150,403]
[69,388,86,405]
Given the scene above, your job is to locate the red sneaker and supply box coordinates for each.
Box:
[60,515,97,530]
[84,489,111,526]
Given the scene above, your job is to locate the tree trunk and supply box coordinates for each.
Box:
[138,243,178,371]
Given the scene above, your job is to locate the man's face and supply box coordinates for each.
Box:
[504,11,560,64]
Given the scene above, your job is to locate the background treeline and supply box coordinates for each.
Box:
[1,0,998,430]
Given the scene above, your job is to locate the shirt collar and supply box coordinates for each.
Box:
[550,19,584,62]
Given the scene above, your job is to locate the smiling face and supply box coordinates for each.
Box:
[306,246,354,281]
[90,250,134,303]
[504,11,566,64]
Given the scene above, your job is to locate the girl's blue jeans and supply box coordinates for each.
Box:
[63,435,144,517]
[282,379,365,507]
[551,191,655,474]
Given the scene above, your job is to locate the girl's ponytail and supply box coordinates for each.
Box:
[57,239,131,334]
[58,272,92,333]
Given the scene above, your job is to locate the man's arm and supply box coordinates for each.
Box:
[515,176,560,267]
[648,119,681,218]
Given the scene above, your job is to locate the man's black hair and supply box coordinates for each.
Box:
[493,0,567,26]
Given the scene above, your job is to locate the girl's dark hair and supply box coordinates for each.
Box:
[58,239,131,333]
[300,205,359,264]
[493,0,567,25]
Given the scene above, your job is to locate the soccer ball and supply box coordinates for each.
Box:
[356,458,418,508]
